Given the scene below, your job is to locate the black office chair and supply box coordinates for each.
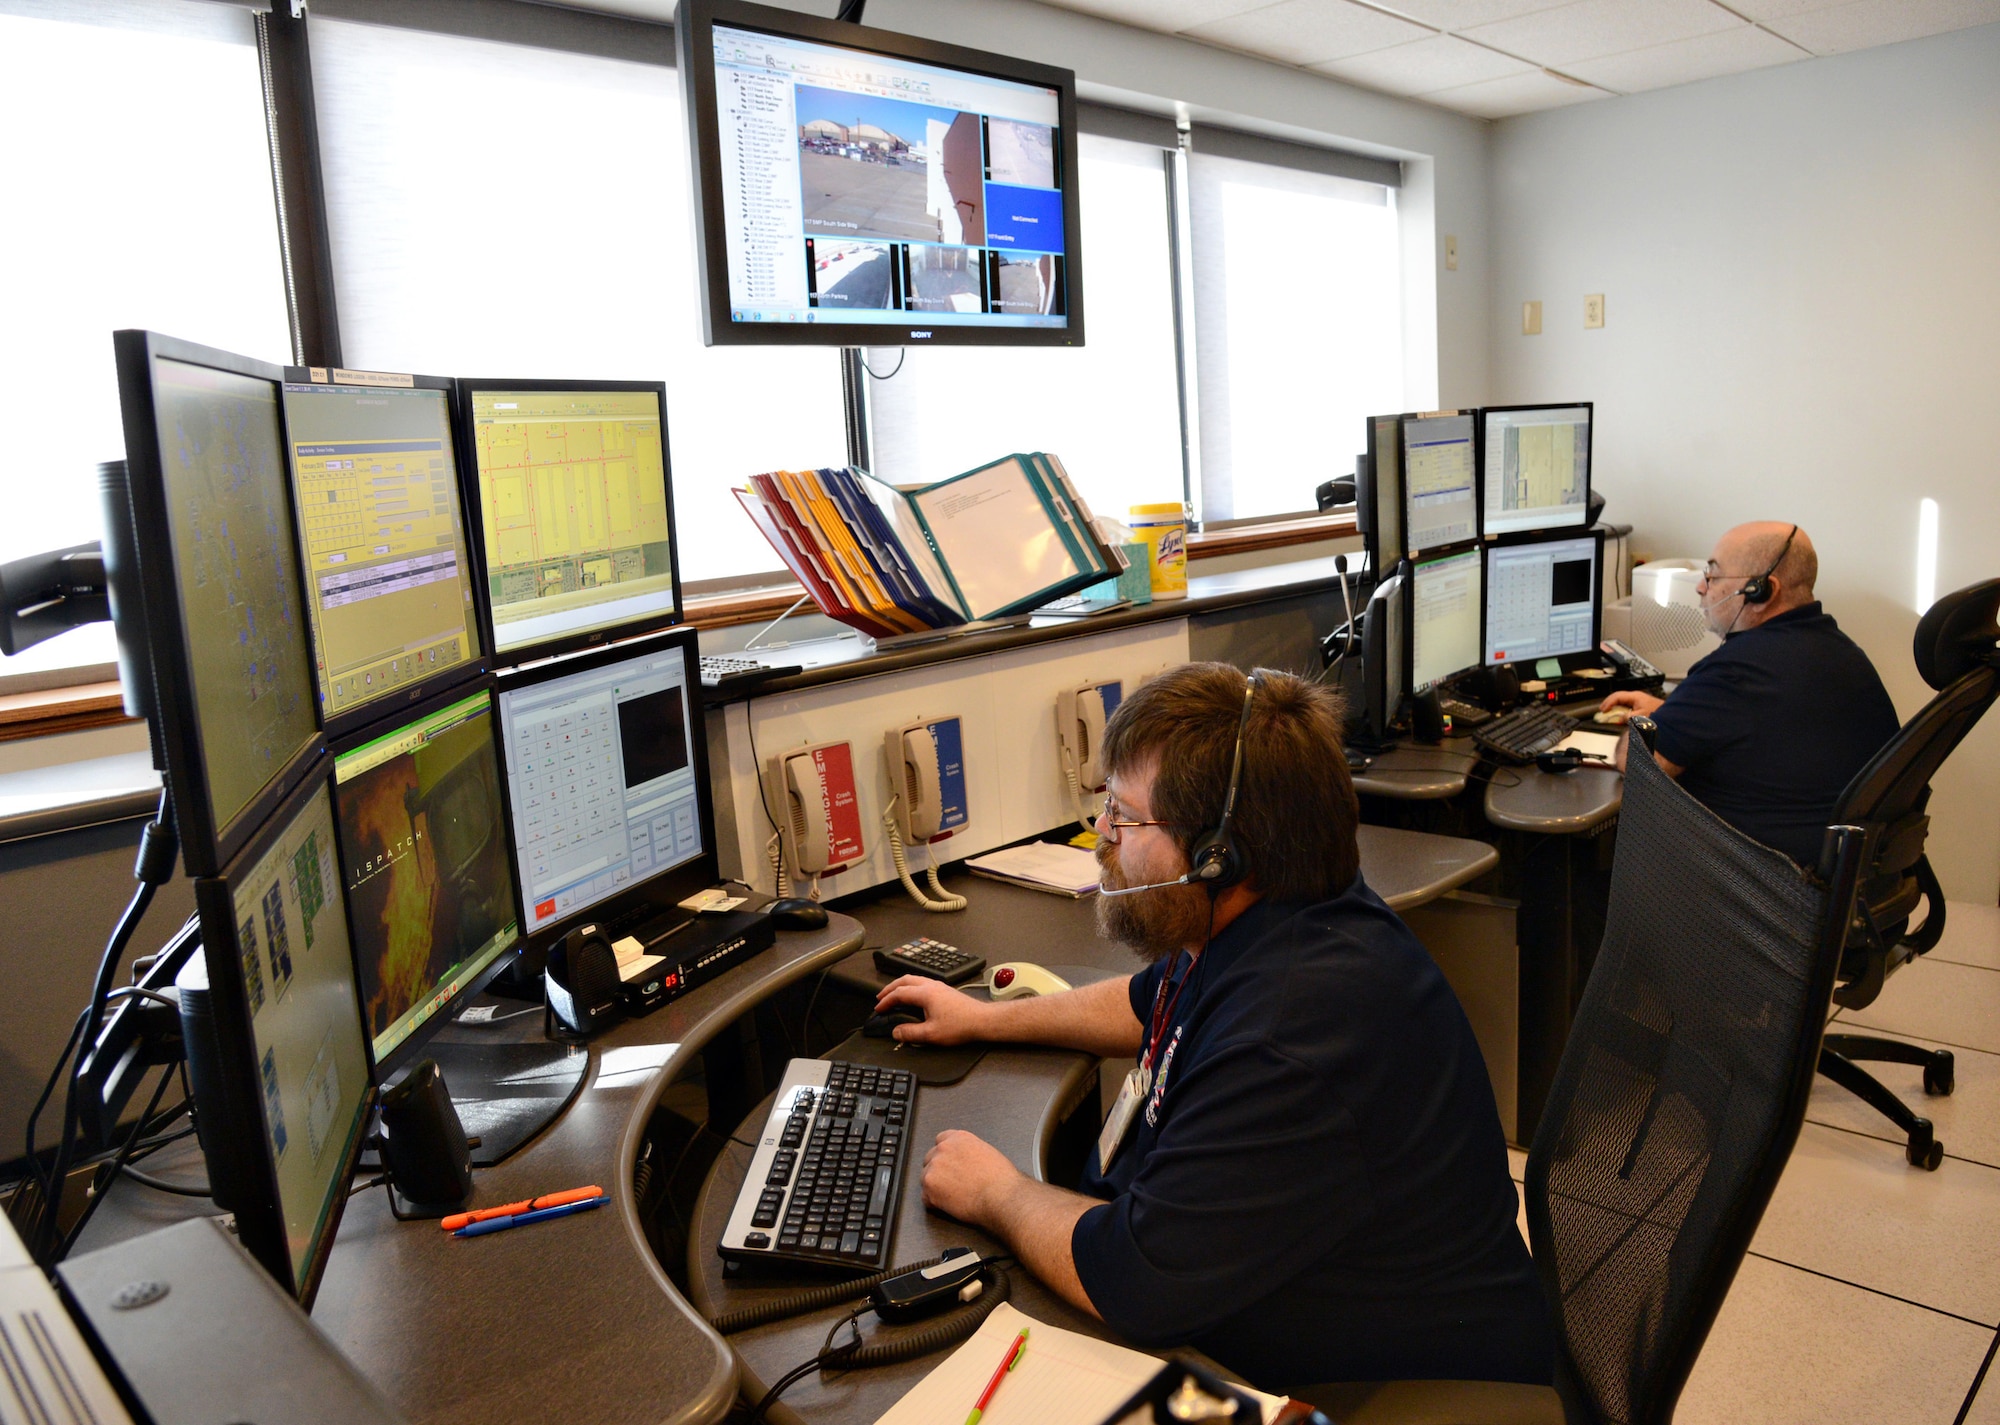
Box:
[1814,577,2000,1169]
[1300,723,1868,1425]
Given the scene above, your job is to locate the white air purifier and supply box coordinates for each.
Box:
[1626,559,1721,678]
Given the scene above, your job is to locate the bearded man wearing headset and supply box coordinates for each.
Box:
[1601,521,1901,865]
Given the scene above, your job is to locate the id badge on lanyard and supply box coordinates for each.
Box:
[1097,955,1192,1173]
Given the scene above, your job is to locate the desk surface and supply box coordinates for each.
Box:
[690,1047,1102,1425]
[81,919,869,1425]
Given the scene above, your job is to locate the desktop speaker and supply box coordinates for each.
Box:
[377,1059,474,1213]
[545,924,622,1037]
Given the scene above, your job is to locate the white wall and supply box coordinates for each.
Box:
[1487,23,2000,901]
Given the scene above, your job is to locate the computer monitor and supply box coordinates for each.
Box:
[1484,530,1604,667]
[280,372,485,736]
[1408,547,1483,693]
[1359,414,1406,575]
[677,0,1084,347]
[1481,403,1592,537]
[1357,570,1405,745]
[495,627,718,947]
[330,684,521,1077]
[179,768,374,1304]
[111,331,324,878]
[457,381,682,662]
[1402,412,1479,557]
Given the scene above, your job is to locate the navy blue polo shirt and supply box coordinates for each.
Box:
[1649,602,1900,865]
[1070,880,1551,1392]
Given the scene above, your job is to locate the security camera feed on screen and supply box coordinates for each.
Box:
[463,387,679,656]
[1482,405,1591,536]
[332,692,519,1065]
[152,358,319,840]
[224,779,371,1287]
[280,382,481,721]
[712,23,1068,329]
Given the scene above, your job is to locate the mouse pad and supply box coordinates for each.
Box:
[828,1031,990,1086]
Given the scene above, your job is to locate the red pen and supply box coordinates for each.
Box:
[439,1186,604,1232]
[964,1328,1029,1425]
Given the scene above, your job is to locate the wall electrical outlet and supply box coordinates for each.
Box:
[1522,301,1542,336]
[1444,235,1458,271]
[1585,293,1605,328]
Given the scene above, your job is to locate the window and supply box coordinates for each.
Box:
[863,133,1186,523]
[308,16,847,587]
[0,0,291,677]
[1189,150,1403,524]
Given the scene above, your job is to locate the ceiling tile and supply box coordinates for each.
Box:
[1311,33,1537,93]
[1033,0,1273,34]
[1418,66,1609,116]
[1764,0,2000,55]
[1366,0,1575,27]
[1719,0,1851,18]
[1460,0,1743,65]
[1184,0,1435,65]
[1565,23,1808,91]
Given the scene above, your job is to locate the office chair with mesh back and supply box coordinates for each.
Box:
[1815,577,2000,1170]
[1299,722,1868,1425]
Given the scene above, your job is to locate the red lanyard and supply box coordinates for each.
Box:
[1144,953,1196,1072]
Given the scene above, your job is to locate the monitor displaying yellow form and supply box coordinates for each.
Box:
[281,379,482,726]
[1482,404,1591,536]
[1403,413,1478,555]
[461,383,680,661]
[1410,546,1482,693]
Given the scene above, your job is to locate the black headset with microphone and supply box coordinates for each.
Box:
[1099,672,1259,899]
[1738,524,1798,607]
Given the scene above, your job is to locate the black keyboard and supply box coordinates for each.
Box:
[874,937,985,985]
[1473,705,1579,763]
[699,654,801,693]
[718,1058,914,1271]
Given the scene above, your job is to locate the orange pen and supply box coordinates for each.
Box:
[439,1186,604,1232]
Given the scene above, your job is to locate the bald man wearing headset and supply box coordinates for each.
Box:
[1600,521,1901,865]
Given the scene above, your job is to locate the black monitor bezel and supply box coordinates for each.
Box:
[1476,400,1595,540]
[1404,544,1485,695]
[189,766,376,1307]
[1481,526,1606,669]
[112,330,328,879]
[676,0,1086,348]
[327,677,524,1081]
[1361,411,1411,570]
[494,626,720,956]
[280,368,491,740]
[1400,410,1483,561]
[452,378,684,667]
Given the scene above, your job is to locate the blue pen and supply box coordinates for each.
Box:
[452,1193,607,1238]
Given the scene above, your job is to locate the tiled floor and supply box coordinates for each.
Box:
[1506,901,2000,1423]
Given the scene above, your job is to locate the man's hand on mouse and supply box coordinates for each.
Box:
[873,975,988,1044]
[921,1128,1019,1227]
[1599,688,1664,718]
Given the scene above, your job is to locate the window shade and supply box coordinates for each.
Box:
[308,15,845,585]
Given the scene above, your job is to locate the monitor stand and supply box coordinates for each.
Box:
[366,1035,590,1169]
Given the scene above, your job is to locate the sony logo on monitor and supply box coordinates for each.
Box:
[909,331,933,339]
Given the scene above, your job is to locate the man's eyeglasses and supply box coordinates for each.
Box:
[1094,802,1186,843]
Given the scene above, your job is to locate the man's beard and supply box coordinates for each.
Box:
[1094,840,1214,961]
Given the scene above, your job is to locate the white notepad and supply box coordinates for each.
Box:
[871,1302,1284,1425]
[965,842,1103,896]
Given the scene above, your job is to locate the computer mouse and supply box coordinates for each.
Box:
[765,897,829,930]
[1593,707,1632,726]
[863,1006,926,1039]
[986,962,1073,1000]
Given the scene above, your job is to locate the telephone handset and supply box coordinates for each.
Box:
[892,724,945,842]
[784,753,834,873]
[1058,680,1122,790]
[766,740,866,890]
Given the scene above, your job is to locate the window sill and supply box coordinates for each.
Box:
[681,513,1360,632]
[0,681,136,744]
